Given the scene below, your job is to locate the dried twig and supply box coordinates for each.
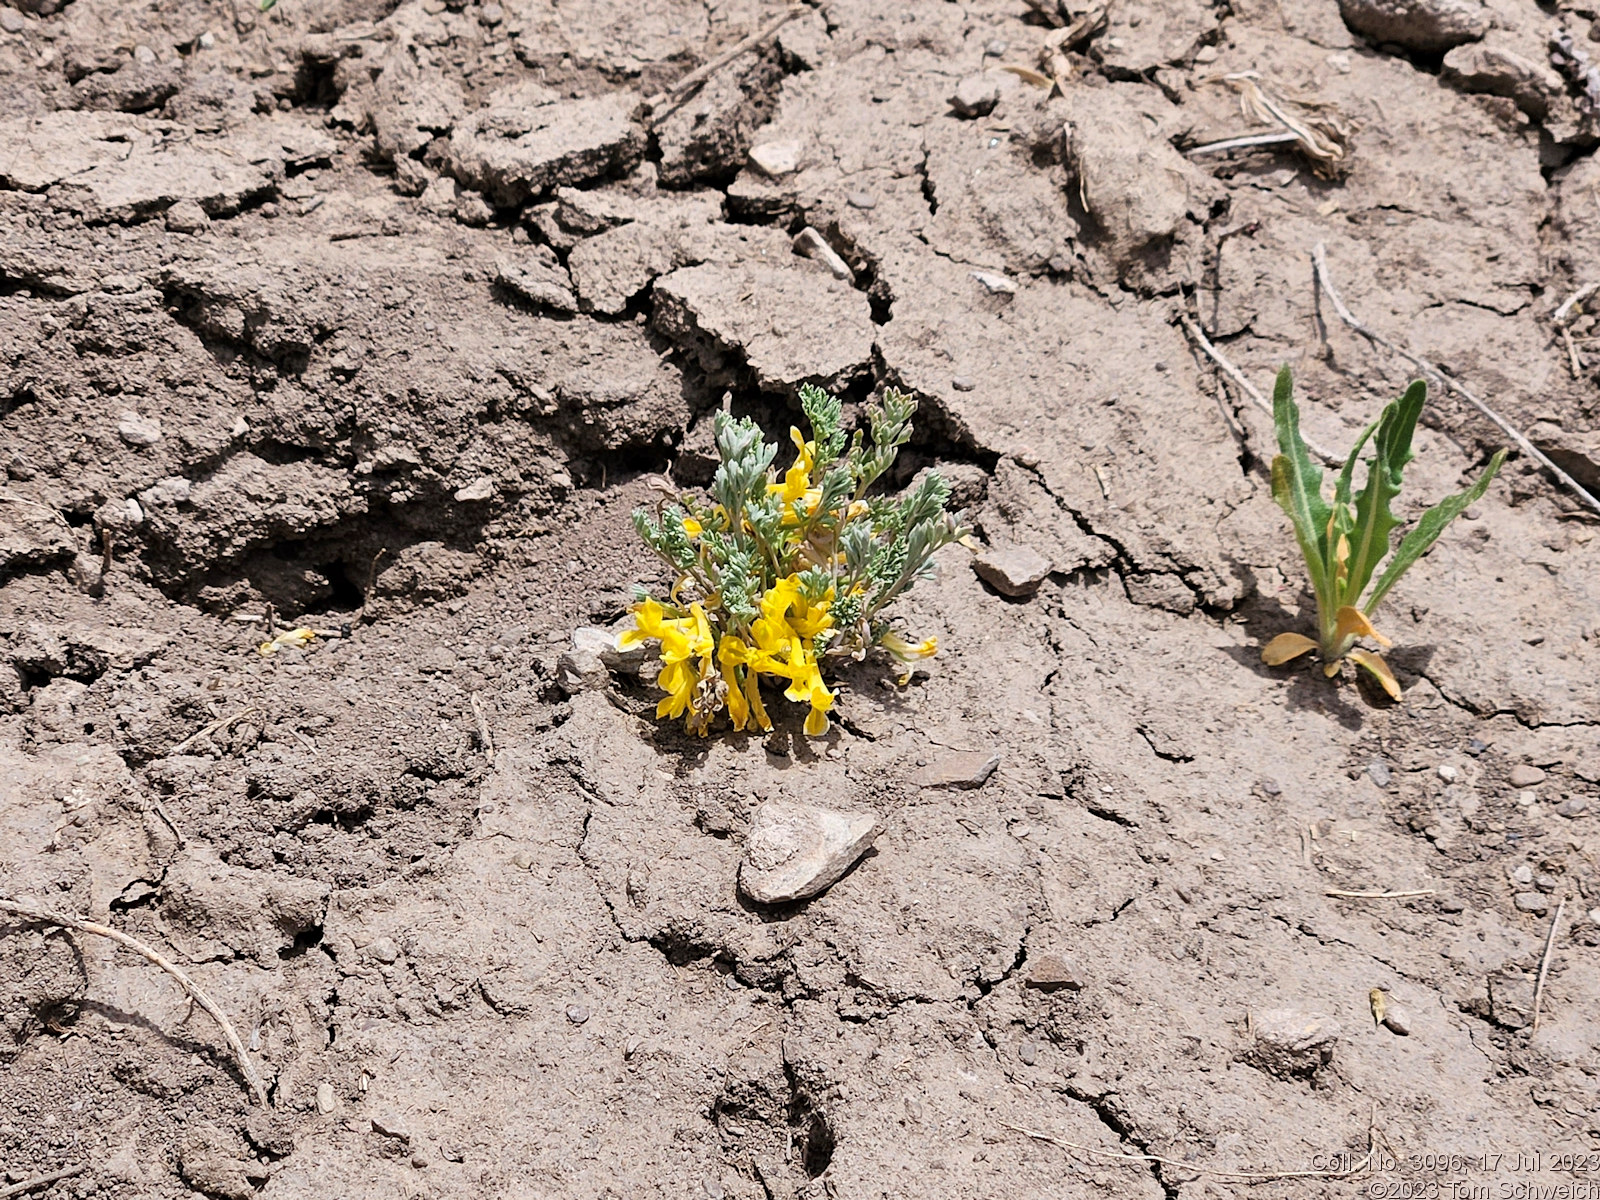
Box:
[1552,282,1599,379]
[647,6,804,127]
[1186,130,1303,157]
[150,797,187,849]
[1325,888,1435,899]
[168,706,261,757]
[1532,897,1566,1034]
[1178,315,1343,465]
[1000,1109,1378,1182]
[0,897,269,1106]
[0,1166,86,1200]
[1312,242,1600,517]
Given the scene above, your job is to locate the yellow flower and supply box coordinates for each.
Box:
[880,632,938,660]
[682,516,703,537]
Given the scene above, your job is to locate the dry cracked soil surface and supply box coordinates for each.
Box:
[4,0,1600,1196]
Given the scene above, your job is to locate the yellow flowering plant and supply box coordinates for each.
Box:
[622,384,966,737]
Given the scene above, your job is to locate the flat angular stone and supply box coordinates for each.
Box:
[1338,0,1489,53]
[448,85,646,206]
[748,139,800,178]
[738,800,877,905]
[910,750,1001,790]
[973,545,1051,597]
[495,255,577,313]
[1024,953,1082,991]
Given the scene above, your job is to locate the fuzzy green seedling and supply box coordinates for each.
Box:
[1262,367,1506,698]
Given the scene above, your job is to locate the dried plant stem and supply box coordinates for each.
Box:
[648,6,804,126]
[1324,888,1434,899]
[0,1166,86,1200]
[1178,315,1342,465]
[470,692,495,766]
[0,897,269,1106]
[1552,282,1598,379]
[1311,243,1600,517]
[168,706,260,756]
[1532,898,1566,1034]
[1186,130,1302,157]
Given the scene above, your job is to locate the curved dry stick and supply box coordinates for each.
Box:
[1311,243,1600,518]
[0,897,268,1106]
[1531,897,1566,1034]
[1178,315,1343,465]
[0,1165,86,1200]
[647,6,805,127]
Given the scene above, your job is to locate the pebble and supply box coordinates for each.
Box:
[701,1176,724,1200]
[1260,779,1282,796]
[1510,863,1534,885]
[1438,896,1464,913]
[0,8,24,32]
[1465,738,1487,756]
[748,140,801,178]
[949,73,1001,118]
[973,544,1052,597]
[951,375,975,392]
[969,269,1017,295]
[1381,1005,1412,1036]
[1437,764,1458,782]
[566,1004,590,1025]
[453,476,496,502]
[1018,1041,1037,1066]
[368,936,400,964]
[792,226,854,282]
[117,411,163,447]
[984,38,1008,56]
[1024,953,1082,992]
[315,1082,337,1114]
[910,749,1001,790]
[1589,908,1600,926]
[845,191,876,209]
[738,800,878,904]
[1509,764,1546,788]
[478,2,502,24]
[1558,797,1588,818]
[1366,760,1392,788]
[1535,873,1560,893]
[165,198,210,234]
[1513,893,1548,915]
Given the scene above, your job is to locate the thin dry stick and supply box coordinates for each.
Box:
[0,897,268,1106]
[1000,1112,1377,1182]
[1325,888,1435,899]
[648,6,804,126]
[1312,242,1600,518]
[0,1166,86,1200]
[1187,130,1302,157]
[1531,897,1566,1034]
[1552,282,1598,379]
[150,797,187,848]
[1178,315,1343,464]
[168,706,261,757]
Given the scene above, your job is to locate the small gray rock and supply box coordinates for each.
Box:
[0,8,25,33]
[748,140,800,178]
[1438,896,1464,913]
[1437,764,1458,782]
[970,269,1017,295]
[846,191,876,210]
[1510,863,1534,885]
[1381,1005,1412,1036]
[910,750,1001,790]
[1366,760,1392,788]
[1558,797,1588,818]
[117,411,163,447]
[165,198,211,234]
[973,545,1051,597]
[1534,873,1561,893]
[950,73,1001,118]
[1488,971,1534,1030]
[315,1081,337,1114]
[566,1003,590,1025]
[1024,953,1082,992]
[556,647,608,694]
[1337,0,1489,54]
[951,376,975,392]
[1251,1009,1340,1076]
[453,476,496,502]
[1513,892,1548,915]
[793,226,854,282]
[738,799,878,905]
[1018,1041,1037,1065]
[478,3,503,25]
[368,935,400,964]
[1509,764,1546,788]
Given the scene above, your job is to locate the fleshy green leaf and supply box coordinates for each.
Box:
[1340,379,1424,607]
[1363,448,1507,614]
[1269,367,1335,610]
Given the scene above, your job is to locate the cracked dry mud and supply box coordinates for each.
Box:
[3,0,1600,1196]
